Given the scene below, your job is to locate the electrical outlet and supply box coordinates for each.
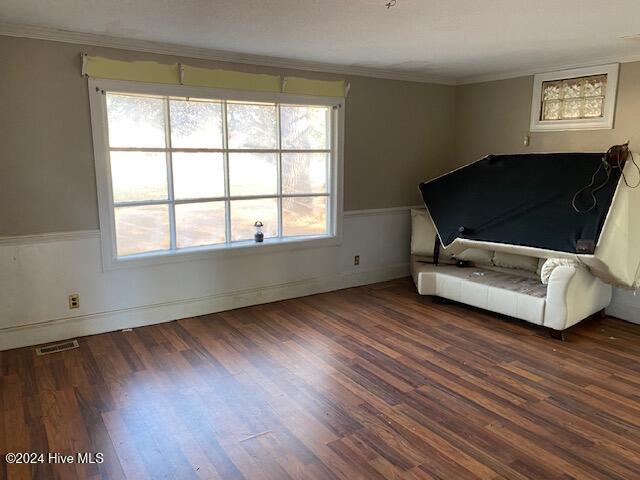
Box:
[354,255,360,266]
[68,293,80,309]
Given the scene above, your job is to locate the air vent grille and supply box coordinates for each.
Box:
[35,340,79,356]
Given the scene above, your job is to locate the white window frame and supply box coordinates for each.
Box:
[88,78,344,270]
[529,63,619,132]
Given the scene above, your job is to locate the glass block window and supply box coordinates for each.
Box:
[530,64,618,132]
[540,74,607,121]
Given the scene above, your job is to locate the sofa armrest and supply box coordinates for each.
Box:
[544,266,612,330]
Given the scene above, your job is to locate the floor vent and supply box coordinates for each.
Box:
[35,340,79,356]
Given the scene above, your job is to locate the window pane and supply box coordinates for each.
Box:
[229,153,277,196]
[283,196,328,237]
[230,198,277,241]
[227,103,277,149]
[542,81,561,101]
[115,205,170,256]
[175,202,225,248]
[542,101,561,121]
[281,105,329,149]
[584,75,606,97]
[106,94,165,148]
[170,99,223,148]
[172,153,224,200]
[282,153,328,194]
[584,97,604,118]
[562,79,582,99]
[562,99,583,119]
[110,151,168,202]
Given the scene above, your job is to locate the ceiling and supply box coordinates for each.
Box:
[1,0,640,84]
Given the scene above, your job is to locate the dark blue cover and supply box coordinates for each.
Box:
[420,153,621,253]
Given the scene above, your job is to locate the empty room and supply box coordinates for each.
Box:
[2,1,640,478]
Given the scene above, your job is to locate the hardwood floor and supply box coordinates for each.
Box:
[2,277,640,480]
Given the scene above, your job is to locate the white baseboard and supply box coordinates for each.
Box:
[0,262,409,351]
[607,302,640,325]
[606,287,640,325]
[0,261,408,351]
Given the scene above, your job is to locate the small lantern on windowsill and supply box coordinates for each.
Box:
[254,221,264,243]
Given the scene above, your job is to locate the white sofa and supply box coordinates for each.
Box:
[411,209,612,335]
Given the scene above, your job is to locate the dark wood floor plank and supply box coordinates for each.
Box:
[2,277,640,479]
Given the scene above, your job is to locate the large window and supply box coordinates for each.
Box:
[529,64,618,132]
[89,80,342,267]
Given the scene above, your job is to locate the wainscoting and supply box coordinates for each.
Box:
[0,207,412,350]
[1,205,637,351]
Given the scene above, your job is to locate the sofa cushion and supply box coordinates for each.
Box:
[412,256,611,330]
[412,261,548,325]
[540,258,585,284]
[455,248,494,266]
[410,209,436,256]
[493,251,539,273]
[434,266,547,298]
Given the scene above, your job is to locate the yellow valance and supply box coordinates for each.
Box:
[81,56,181,84]
[181,66,280,93]
[82,55,347,98]
[283,77,346,98]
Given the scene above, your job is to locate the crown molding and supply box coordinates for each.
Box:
[0,21,456,85]
[456,52,640,85]
[3,21,639,87]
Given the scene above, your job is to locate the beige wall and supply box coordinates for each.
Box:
[0,35,455,236]
[5,34,637,237]
[454,61,640,167]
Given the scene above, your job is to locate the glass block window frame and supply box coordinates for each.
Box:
[88,78,344,270]
[530,64,619,132]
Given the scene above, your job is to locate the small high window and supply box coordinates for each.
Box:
[530,64,618,132]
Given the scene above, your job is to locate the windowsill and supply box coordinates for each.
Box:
[529,118,613,132]
[104,234,342,270]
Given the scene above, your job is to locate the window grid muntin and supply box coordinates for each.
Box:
[276,103,283,238]
[222,100,232,248]
[540,74,607,121]
[163,98,177,251]
[107,94,333,257]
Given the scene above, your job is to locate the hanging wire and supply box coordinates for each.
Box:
[571,160,611,213]
[572,143,639,213]
[619,151,640,188]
